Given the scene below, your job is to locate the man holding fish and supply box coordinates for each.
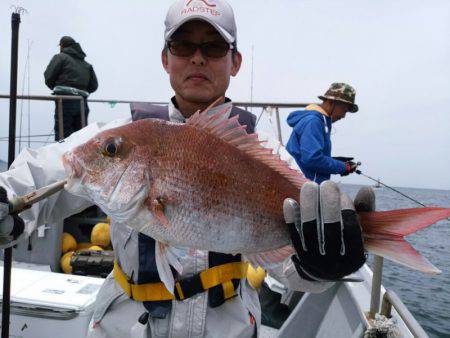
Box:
[0,1,391,337]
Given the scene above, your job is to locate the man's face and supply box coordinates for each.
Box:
[331,101,351,122]
[162,20,242,104]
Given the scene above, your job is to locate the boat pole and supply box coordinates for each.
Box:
[275,108,283,145]
[369,255,384,319]
[2,8,22,338]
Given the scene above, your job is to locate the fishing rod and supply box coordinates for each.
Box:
[356,169,450,223]
[355,166,427,208]
[2,7,23,338]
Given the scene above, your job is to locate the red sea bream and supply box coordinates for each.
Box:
[62,106,450,287]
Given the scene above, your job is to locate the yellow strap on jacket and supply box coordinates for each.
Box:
[114,260,248,302]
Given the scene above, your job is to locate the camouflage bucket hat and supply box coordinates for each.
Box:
[318,82,358,113]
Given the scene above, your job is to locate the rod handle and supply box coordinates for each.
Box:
[9,180,67,214]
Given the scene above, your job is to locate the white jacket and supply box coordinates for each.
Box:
[0,101,332,338]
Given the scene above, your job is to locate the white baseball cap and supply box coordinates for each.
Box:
[164,0,237,45]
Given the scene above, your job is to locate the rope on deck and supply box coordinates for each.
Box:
[364,314,400,338]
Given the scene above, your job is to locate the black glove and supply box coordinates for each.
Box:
[284,181,371,281]
[341,161,358,176]
[0,187,25,240]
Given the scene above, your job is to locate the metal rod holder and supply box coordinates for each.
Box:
[380,291,392,318]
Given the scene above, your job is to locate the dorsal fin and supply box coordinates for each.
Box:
[186,106,307,189]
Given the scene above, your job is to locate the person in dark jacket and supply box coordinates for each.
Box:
[286,83,359,183]
[44,36,98,140]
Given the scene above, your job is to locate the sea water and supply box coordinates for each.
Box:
[342,184,450,338]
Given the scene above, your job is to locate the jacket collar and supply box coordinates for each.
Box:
[306,104,330,117]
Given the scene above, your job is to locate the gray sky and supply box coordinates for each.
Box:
[0,0,449,190]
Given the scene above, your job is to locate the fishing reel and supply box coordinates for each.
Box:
[333,157,362,175]
[355,161,362,174]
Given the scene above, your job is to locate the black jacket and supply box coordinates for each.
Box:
[44,43,98,93]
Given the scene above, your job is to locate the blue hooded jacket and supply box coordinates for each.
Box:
[286,105,347,183]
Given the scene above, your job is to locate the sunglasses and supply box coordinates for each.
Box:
[167,40,234,58]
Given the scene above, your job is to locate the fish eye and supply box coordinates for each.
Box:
[101,137,122,157]
[106,143,117,155]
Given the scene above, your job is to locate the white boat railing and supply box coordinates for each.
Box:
[0,94,86,140]
[0,94,310,145]
[367,254,429,337]
[381,290,429,338]
[87,98,310,145]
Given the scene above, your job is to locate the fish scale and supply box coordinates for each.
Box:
[134,129,294,253]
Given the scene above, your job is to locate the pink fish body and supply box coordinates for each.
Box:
[63,108,450,273]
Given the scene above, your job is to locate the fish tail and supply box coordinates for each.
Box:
[359,207,450,273]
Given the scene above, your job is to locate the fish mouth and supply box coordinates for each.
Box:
[62,152,83,191]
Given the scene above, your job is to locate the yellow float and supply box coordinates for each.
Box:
[91,222,110,248]
[61,233,77,253]
[60,251,74,274]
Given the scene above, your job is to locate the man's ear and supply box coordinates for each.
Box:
[162,49,170,74]
[231,51,242,77]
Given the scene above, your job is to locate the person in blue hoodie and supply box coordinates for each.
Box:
[286,82,359,183]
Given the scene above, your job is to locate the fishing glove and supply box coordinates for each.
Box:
[341,161,358,176]
[0,186,24,242]
[333,157,358,176]
[284,181,373,281]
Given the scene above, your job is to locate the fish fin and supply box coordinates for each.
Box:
[186,105,307,189]
[245,245,295,269]
[155,242,177,294]
[360,207,450,273]
[150,198,171,227]
[364,238,441,274]
[359,207,450,237]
